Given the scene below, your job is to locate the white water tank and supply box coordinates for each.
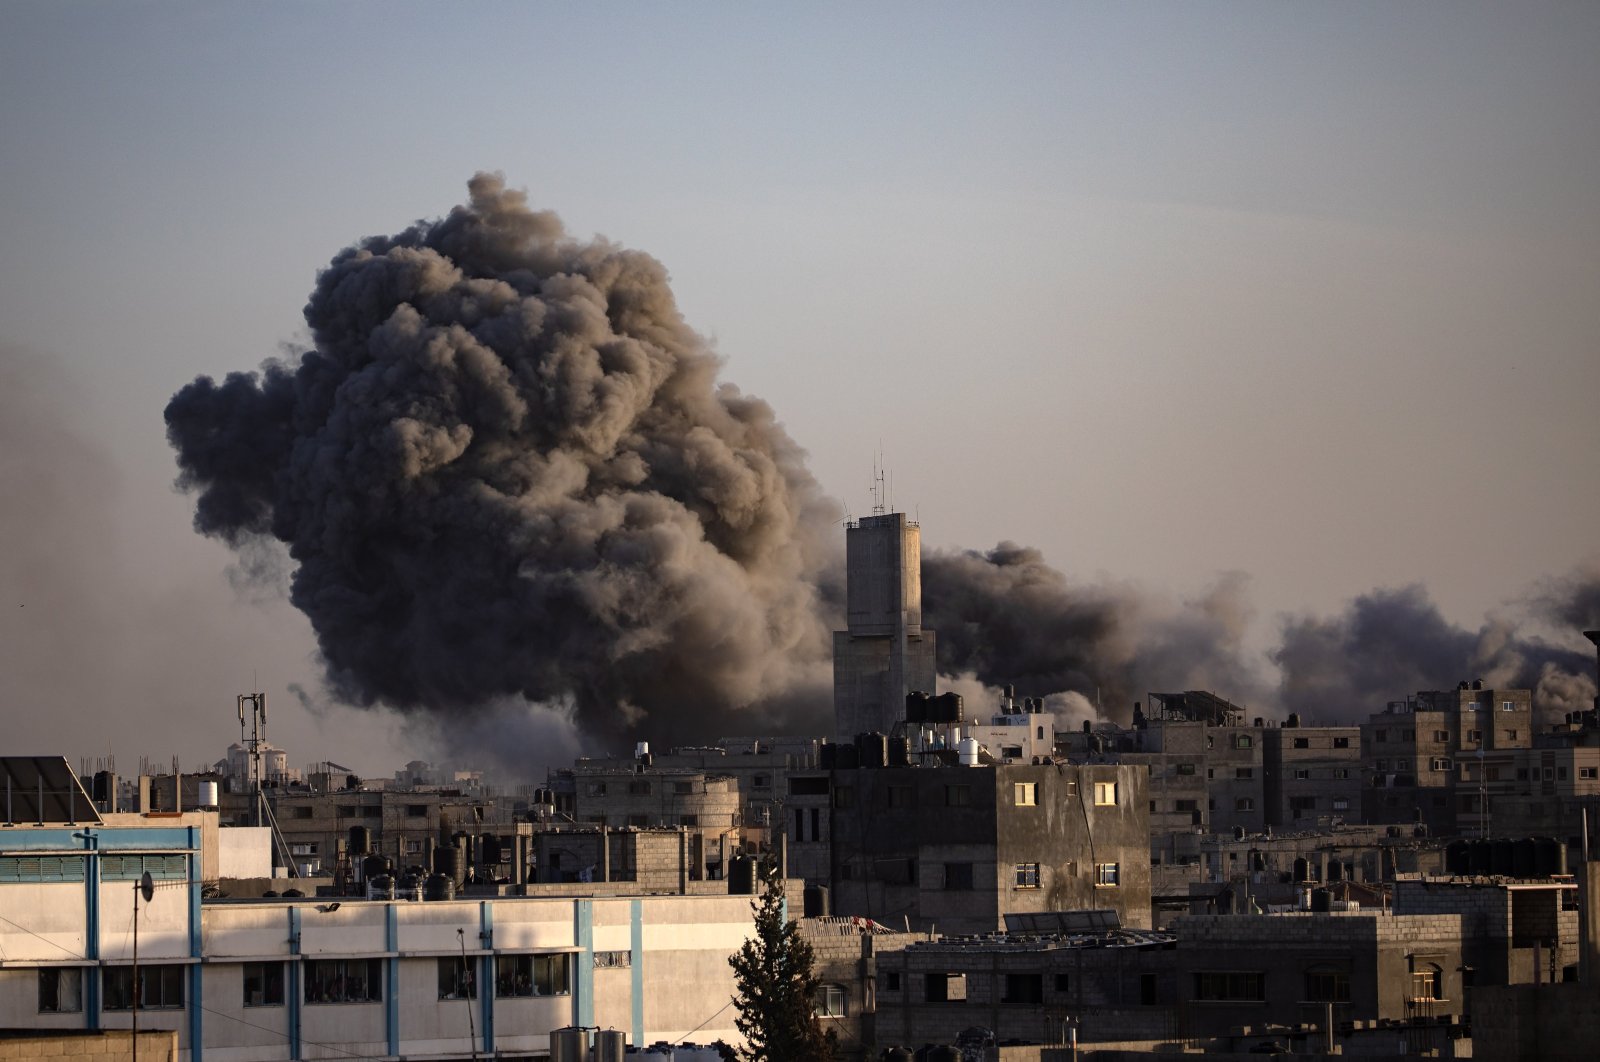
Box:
[197,780,220,808]
[958,738,981,766]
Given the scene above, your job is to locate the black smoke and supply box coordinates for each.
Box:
[167,174,839,747]
[1272,579,1598,725]
[166,175,1598,750]
[921,544,1267,723]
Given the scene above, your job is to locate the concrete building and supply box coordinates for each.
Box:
[1362,685,1534,835]
[546,763,743,881]
[833,512,937,742]
[0,771,763,1060]
[819,761,1152,935]
[1261,722,1362,829]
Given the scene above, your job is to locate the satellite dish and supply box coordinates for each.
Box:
[139,870,154,903]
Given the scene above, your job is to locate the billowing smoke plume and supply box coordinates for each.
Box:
[921,544,1267,724]
[1272,578,1599,725]
[166,175,1598,752]
[166,174,840,747]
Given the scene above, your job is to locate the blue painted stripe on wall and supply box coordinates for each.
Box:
[576,900,595,1029]
[631,900,644,1048]
[0,825,197,850]
[83,833,100,1029]
[480,901,494,1052]
[386,905,400,1056]
[189,963,204,1062]
[287,907,302,1061]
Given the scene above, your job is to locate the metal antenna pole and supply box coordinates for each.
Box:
[457,928,479,1060]
[131,882,139,1062]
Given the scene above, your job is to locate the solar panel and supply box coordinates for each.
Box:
[0,756,102,825]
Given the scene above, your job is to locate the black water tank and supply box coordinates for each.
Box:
[1286,713,1300,728]
[887,736,911,768]
[1537,837,1566,877]
[435,846,463,885]
[349,825,372,856]
[481,835,503,867]
[835,743,860,770]
[729,856,757,895]
[1293,857,1311,883]
[1492,840,1516,876]
[1310,888,1332,912]
[819,742,837,769]
[424,873,456,901]
[931,692,964,723]
[803,884,831,918]
[1513,838,1536,877]
[362,854,390,880]
[1469,840,1493,875]
[857,732,888,769]
[905,691,931,723]
[882,1049,914,1062]
[1445,840,1471,875]
[1327,860,1343,882]
[1233,825,1246,841]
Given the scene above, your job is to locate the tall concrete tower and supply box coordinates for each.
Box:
[833,512,937,741]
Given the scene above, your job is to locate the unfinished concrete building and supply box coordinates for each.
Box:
[833,512,937,742]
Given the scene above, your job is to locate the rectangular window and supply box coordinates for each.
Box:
[788,776,828,796]
[1582,768,1598,780]
[1234,735,1253,750]
[1333,768,1350,779]
[1054,973,1071,993]
[673,781,694,795]
[628,780,651,795]
[945,785,971,808]
[1193,971,1265,1002]
[1332,798,1349,811]
[1467,730,1482,743]
[1289,796,1317,815]
[751,774,771,789]
[1293,769,1310,780]
[1375,730,1388,743]
[495,953,572,997]
[406,804,429,817]
[1433,731,1450,743]
[439,958,477,1000]
[289,842,318,857]
[887,785,914,809]
[1093,782,1118,806]
[882,971,902,992]
[38,969,83,1013]
[1095,862,1120,887]
[1333,737,1350,749]
[1175,762,1197,776]
[1014,862,1041,888]
[816,983,847,1017]
[1502,701,1516,712]
[924,972,967,1002]
[104,965,185,1010]
[1235,797,1255,812]
[292,806,314,819]
[1431,758,1453,771]
[243,962,285,1007]
[1292,737,1310,749]
[586,782,607,797]
[1002,973,1044,1005]
[0,856,86,882]
[944,862,974,890]
[1175,799,1198,813]
[1235,767,1253,780]
[1014,782,1038,806]
[593,950,632,969]
[833,786,854,809]
[335,805,358,818]
[304,959,383,1004]
[1304,968,1351,1003]
[1506,730,1519,741]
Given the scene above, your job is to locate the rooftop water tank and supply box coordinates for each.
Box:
[958,738,981,767]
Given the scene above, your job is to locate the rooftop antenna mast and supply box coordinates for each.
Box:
[871,447,887,516]
[237,693,267,828]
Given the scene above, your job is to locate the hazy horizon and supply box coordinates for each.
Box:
[2,3,1596,779]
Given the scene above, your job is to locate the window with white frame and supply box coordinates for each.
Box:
[1093,782,1118,806]
[1094,862,1120,886]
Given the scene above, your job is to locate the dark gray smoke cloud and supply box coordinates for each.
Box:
[167,174,839,748]
[921,544,1267,723]
[1272,580,1598,724]
[165,174,1597,750]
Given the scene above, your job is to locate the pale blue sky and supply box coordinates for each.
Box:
[2,2,1596,773]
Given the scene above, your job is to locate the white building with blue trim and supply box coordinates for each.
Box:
[0,762,757,1060]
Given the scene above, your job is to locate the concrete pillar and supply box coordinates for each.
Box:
[1584,861,1600,983]
[600,825,611,884]
[678,827,689,894]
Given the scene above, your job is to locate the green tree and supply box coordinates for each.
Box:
[727,856,835,1062]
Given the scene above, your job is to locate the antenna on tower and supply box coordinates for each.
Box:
[870,448,887,516]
